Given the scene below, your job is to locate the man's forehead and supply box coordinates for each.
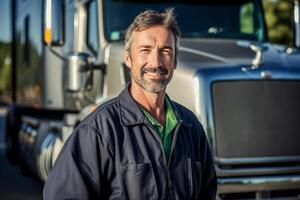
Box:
[131,26,175,47]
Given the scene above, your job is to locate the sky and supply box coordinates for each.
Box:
[0,0,12,43]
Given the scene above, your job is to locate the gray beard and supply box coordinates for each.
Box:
[132,75,168,93]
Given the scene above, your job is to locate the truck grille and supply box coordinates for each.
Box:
[212,80,300,163]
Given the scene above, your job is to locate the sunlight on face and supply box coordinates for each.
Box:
[125,26,176,93]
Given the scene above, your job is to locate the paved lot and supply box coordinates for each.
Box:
[0,148,43,200]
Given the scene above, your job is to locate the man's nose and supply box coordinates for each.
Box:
[149,50,162,67]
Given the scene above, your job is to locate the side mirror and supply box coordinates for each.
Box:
[44,0,64,46]
[66,52,94,92]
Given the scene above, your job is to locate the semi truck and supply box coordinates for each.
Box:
[1,0,300,199]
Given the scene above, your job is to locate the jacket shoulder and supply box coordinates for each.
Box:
[75,97,121,146]
[82,97,120,125]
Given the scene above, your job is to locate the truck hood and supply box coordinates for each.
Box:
[178,38,300,74]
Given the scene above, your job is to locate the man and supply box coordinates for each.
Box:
[44,9,217,200]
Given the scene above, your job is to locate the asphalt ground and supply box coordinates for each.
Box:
[0,148,43,200]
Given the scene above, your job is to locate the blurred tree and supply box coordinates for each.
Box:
[263,0,293,46]
[0,42,12,103]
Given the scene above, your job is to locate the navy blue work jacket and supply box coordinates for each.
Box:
[43,84,217,200]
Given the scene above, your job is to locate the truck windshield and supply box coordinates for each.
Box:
[104,0,266,42]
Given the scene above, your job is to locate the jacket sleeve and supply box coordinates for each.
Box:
[198,122,218,200]
[43,123,115,200]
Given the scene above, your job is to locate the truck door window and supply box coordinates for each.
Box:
[87,0,99,54]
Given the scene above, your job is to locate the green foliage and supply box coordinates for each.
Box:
[0,42,12,90]
[241,2,254,34]
[263,0,293,46]
[0,42,12,102]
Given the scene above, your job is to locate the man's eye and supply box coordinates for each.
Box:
[140,49,150,53]
[161,49,172,55]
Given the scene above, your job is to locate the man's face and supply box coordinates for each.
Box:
[125,26,176,93]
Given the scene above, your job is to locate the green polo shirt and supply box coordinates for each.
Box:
[141,97,178,159]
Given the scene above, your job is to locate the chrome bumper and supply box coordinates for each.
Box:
[218,174,300,199]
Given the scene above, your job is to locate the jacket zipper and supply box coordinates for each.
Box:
[145,120,183,200]
[167,120,182,167]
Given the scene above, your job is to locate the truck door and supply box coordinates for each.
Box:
[84,0,105,100]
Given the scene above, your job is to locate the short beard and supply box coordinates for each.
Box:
[132,66,170,93]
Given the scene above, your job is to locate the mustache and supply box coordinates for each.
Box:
[141,66,168,75]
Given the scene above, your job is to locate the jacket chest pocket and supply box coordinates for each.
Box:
[187,158,202,199]
[120,162,158,200]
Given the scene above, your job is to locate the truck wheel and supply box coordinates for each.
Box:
[36,132,57,181]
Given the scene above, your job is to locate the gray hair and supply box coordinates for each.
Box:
[124,8,181,58]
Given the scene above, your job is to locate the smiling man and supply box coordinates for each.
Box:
[44,9,217,200]
[125,24,176,125]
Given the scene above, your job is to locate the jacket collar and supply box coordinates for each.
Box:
[118,83,192,127]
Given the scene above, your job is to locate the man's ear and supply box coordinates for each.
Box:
[124,51,132,68]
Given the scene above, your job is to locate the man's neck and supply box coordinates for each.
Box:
[130,82,166,125]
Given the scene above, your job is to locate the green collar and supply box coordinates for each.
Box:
[141,97,177,135]
[141,97,178,158]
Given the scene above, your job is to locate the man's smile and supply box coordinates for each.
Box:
[144,71,165,78]
[141,67,168,77]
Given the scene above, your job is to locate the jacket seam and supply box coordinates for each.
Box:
[90,100,118,121]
